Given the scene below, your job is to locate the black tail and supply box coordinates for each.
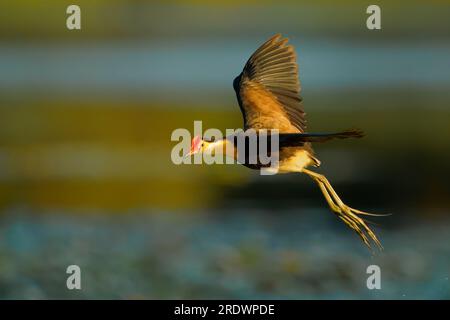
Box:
[279,129,364,146]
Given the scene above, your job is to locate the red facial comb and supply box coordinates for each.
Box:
[191,135,202,152]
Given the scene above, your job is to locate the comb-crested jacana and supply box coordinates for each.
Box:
[187,34,383,250]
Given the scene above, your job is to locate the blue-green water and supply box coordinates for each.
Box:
[1,39,449,102]
[0,208,448,299]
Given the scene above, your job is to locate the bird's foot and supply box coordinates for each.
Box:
[336,203,383,251]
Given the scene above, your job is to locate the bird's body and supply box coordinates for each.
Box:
[202,134,317,171]
[277,148,315,173]
[188,34,383,250]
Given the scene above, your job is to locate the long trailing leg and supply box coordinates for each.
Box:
[314,178,373,248]
[306,169,385,217]
[302,168,383,250]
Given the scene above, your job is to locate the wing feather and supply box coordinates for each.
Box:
[233,34,306,133]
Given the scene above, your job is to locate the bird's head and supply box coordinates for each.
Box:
[185,135,211,157]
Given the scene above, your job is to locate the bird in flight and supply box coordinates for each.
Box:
[187,34,383,250]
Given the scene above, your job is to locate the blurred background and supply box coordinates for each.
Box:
[0,0,449,299]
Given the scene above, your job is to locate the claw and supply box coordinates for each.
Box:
[339,205,382,251]
[348,207,392,217]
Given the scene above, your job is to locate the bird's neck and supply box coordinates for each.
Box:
[206,139,237,160]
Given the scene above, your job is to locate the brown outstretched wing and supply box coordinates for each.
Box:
[233,34,306,133]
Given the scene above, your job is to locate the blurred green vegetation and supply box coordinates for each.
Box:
[1,100,449,211]
[1,1,450,40]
